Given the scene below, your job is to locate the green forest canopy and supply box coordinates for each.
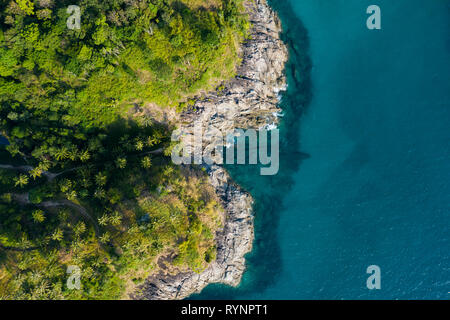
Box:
[0,0,248,299]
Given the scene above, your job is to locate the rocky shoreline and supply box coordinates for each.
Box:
[135,0,288,300]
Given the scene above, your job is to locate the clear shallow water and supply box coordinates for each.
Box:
[193,0,450,299]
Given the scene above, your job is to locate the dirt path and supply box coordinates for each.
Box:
[11,193,100,236]
[0,164,83,182]
[0,148,164,251]
[1,195,100,252]
[40,199,100,236]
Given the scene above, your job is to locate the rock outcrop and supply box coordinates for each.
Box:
[180,0,288,142]
[135,0,288,300]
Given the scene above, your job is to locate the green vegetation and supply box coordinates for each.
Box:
[0,0,248,299]
[0,0,249,126]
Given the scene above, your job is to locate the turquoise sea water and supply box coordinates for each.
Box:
[193,0,450,299]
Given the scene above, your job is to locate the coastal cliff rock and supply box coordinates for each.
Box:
[181,0,288,137]
[135,0,288,300]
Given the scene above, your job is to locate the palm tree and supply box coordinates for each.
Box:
[18,236,32,250]
[54,147,69,161]
[98,214,109,226]
[69,146,79,161]
[38,160,50,172]
[79,149,91,162]
[95,172,107,186]
[147,136,159,147]
[94,188,106,200]
[140,116,153,128]
[110,211,122,226]
[115,157,127,169]
[32,210,45,223]
[6,144,20,157]
[74,222,86,235]
[135,139,144,151]
[141,156,152,169]
[80,177,91,188]
[99,232,111,244]
[30,167,43,179]
[14,174,29,188]
[66,190,77,201]
[51,228,64,241]
[60,179,72,193]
